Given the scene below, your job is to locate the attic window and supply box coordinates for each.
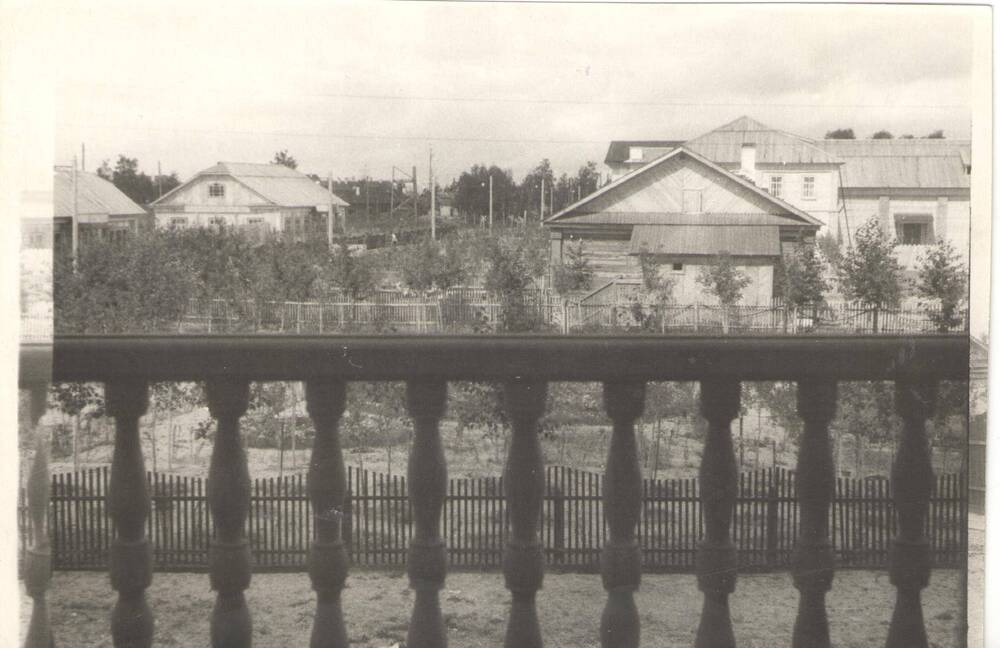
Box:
[208,183,225,198]
[628,147,643,162]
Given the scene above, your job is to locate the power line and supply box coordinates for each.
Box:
[69,80,971,111]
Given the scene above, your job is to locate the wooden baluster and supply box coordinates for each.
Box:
[600,382,645,648]
[23,384,54,648]
[695,379,740,648]
[792,380,837,648]
[405,381,449,648]
[105,381,154,648]
[305,380,349,648]
[502,381,547,648]
[886,380,936,648]
[206,380,252,648]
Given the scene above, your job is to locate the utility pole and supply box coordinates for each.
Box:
[71,156,79,271]
[81,143,85,171]
[412,165,417,221]
[327,171,335,248]
[157,160,163,198]
[429,147,436,241]
[488,174,494,231]
[539,177,545,225]
[390,167,395,217]
[549,182,554,219]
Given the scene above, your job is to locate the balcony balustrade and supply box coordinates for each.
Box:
[19,334,967,648]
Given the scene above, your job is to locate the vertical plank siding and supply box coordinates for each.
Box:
[31,467,966,572]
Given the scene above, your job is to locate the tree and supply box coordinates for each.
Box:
[551,240,593,293]
[871,130,894,139]
[697,253,751,333]
[54,230,196,334]
[482,234,544,332]
[824,128,856,140]
[453,164,517,224]
[106,155,181,205]
[272,150,298,169]
[833,381,897,476]
[776,243,829,331]
[49,383,103,470]
[816,232,842,270]
[519,159,556,221]
[837,217,902,332]
[327,241,376,299]
[399,236,467,292]
[925,130,945,139]
[916,239,967,332]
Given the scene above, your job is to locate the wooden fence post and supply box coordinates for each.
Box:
[552,484,565,564]
[766,470,779,567]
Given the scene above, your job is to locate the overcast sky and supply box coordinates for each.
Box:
[41,2,979,184]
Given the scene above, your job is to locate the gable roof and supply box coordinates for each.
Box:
[153,162,349,208]
[547,146,822,227]
[815,139,970,189]
[604,140,685,164]
[54,168,147,218]
[685,116,842,166]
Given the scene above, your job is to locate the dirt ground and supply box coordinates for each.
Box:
[21,568,964,647]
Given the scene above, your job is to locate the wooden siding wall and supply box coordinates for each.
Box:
[587,156,789,216]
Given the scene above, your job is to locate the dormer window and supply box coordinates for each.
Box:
[208,182,225,198]
[628,147,643,162]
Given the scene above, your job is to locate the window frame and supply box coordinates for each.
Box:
[769,175,783,198]
[802,176,816,200]
[893,213,935,245]
[208,182,226,198]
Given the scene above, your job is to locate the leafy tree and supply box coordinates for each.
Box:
[272,150,298,169]
[697,253,751,333]
[872,130,893,139]
[825,128,856,140]
[453,164,517,223]
[833,381,898,476]
[399,237,467,292]
[327,241,376,299]
[54,231,196,334]
[482,234,544,332]
[49,383,103,469]
[103,155,181,205]
[816,232,842,270]
[551,240,593,293]
[916,239,967,332]
[926,130,945,139]
[520,159,556,221]
[575,161,601,199]
[776,243,829,314]
[837,217,902,331]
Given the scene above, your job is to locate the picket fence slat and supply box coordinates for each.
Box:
[22,466,966,572]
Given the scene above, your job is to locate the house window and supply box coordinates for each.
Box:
[628,147,643,162]
[682,190,702,214]
[802,176,815,199]
[209,216,226,228]
[248,217,265,226]
[169,216,188,227]
[672,262,684,272]
[208,183,225,198]
[769,176,783,198]
[895,214,934,245]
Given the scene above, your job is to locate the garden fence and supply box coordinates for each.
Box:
[21,466,967,573]
[177,291,966,335]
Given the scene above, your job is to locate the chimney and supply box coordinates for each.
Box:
[740,143,757,177]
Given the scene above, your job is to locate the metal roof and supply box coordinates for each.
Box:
[551,212,805,227]
[604,140,684,164]
[629,224,781,256]
[685,116,842,165]
[54,168,147,218]
[815,139,971,189]
[155,162,349,207]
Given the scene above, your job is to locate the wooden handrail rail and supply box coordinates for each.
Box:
[19,334,968,384]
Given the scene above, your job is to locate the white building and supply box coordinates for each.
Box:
[151,162,349,242]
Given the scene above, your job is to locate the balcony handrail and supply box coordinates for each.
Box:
[20,334,969,385]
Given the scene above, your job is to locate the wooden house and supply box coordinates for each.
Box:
[53,167,149,253]
[603,117,971,271]
[151,162,349,242]
[545,146,821,304]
